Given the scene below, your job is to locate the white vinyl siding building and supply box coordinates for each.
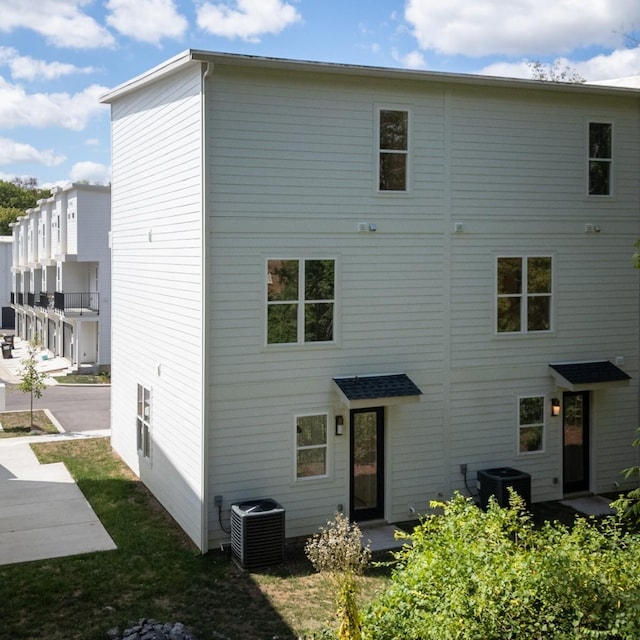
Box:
[103,51,640,552]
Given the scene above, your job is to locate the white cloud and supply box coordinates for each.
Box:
[0,78,109,130]
[0,47,96,82]
[196,0,302,43]
[392,49,428,70]
[479,46,640,82]
[69,161,111,184]
[405,0,640,57]
[106,0,188,44]
[0,0,114,48]
[0,138,65,167]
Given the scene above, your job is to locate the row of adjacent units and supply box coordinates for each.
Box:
[10,183,111,371]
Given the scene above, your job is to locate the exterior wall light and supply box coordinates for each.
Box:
[335,414,344,436]
[551,398,561,417]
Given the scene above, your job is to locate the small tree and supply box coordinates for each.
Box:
[18,336,49,427]
[305,512,371,640]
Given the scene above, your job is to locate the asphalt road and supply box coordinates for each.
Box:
[4,384,110,432]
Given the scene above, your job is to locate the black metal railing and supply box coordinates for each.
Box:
[27,292,35,307]
[38,292,52,309]
[54,291,99,315]
[10,292,14,305]
[16,292,23,306]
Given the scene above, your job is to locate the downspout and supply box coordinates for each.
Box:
[199,60,212,553]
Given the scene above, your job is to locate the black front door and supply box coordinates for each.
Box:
[563,391,590,493]
[350,407,385,521]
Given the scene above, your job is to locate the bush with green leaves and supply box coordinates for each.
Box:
[611,427,640,526]
[306,512,371,640]
[362,492,640,639]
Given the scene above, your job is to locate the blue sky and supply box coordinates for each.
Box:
[1,0,639,188]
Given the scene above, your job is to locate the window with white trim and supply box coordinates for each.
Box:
[497,256,552,333]
[378,109,408,191]
[296,414,328,479]
[588,122,612,196]
[136,384,151,460]
[267,259,335,345]
[518,396,544,453]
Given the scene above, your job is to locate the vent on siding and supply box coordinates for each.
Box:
[230,499,285,570]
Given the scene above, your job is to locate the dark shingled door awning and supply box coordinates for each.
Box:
[549,361,631,391]
[333,373,423,409]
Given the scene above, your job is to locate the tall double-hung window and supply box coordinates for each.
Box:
[378,109,409,191]
[267,259,335,345]
[295,414,328,479]
[588,122,612,196]
[497,256,552,333]
[518,396,544,454]
[136,384,151,460]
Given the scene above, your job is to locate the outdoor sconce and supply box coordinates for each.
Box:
[551,398,561,417]
[335,415,344,436]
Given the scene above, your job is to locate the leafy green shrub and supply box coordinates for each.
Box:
[362,492,640,639]
[306,512,371,640]
[611,427,640,525]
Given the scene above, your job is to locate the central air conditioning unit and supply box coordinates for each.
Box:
[230,498,285,570]
[477,467,531,509]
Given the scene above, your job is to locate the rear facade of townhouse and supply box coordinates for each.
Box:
[102,51,640,552]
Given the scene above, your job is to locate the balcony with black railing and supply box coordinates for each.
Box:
[54,291,99,316]
[27,292,35,307]
[37,292,52,310]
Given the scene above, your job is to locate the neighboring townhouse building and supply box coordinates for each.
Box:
[11,183,111,370]
[0,237,14,330]
[102,50,640,553]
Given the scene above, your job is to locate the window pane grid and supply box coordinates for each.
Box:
[588,122,612,196]
[296,415,328,479]
[497,256,552,334]
[268,259,335,345]
[378,109,408,191]
[519,396,544,454]
[136,383,151,460]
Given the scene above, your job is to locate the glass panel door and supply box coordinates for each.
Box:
[563,391,590,493]
[350,407,384,521]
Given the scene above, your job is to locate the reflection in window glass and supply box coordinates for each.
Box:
[267,259,335,344]
[296,414,328,478]
[519,396,544,453]
[497,256,552,333]
[589,122,612,195]
[379,110,408,191]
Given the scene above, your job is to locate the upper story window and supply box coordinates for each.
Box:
[296,413,328,479]
[588,122,612,196]
[518,396,544,454]
[378,109,408,191]
[267,259,335,345]
[497,256,552,334]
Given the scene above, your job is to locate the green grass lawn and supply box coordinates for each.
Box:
[53,373,110,384]
[0,438,388,639]
[0,409,58,437]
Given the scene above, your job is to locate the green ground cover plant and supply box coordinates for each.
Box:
[53,372,111,384]
[362,492,640,640]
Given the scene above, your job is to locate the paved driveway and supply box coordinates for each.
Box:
[5,384,110,432]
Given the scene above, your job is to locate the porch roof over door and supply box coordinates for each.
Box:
[333,373,423,409]
[549,361,631,391]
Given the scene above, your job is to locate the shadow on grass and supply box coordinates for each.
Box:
[0,439,302,640]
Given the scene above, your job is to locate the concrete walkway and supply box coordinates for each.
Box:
[0,430,115,566]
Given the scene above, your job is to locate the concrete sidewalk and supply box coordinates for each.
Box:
[0,433,116,566]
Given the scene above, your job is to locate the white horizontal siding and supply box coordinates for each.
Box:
[109,64,206,550]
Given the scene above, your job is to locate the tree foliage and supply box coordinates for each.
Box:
[17,336,49,427]
[362,493,640,639]
[528,60,585,83]
[0,178,50,235]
